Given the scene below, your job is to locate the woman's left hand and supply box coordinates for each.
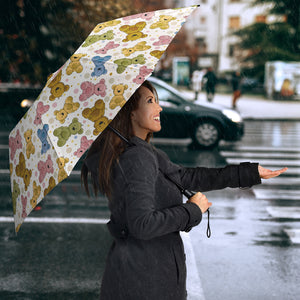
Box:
[258,165,288,179]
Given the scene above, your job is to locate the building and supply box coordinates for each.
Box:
[179,0,274,74]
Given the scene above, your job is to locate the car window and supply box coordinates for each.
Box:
[153,83,182,107]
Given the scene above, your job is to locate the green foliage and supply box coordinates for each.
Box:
[0,0,136,84]
[233,0,300,80]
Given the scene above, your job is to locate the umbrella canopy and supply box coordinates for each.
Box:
[9,5,198,232]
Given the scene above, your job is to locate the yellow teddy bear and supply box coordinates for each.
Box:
[150,15,176,30]
[24,129,35,159]
[47,70,69,101]
[30,181,41,209]
[54,96,80,124]
[120,22,148,42]
[82,99,109,135]
[93,20,121,33]
[57,157,69,183]
[110,84,128,109]
[122,41,151,57]
[66,54,86,75]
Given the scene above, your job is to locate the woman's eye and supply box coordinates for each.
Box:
[147,98,153,103]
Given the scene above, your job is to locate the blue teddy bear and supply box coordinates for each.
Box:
[91,56,111,77]
[37,124,51,154]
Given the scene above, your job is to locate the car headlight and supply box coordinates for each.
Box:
[222,109,242,123]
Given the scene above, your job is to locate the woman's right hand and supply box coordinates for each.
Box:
[187,192,212,213]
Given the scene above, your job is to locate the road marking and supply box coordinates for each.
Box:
[254,189,300,200]
[225,146,299,153]
[266,207,300,219]
[181,232,205,300]
[221,151,300,159]
[0,216,109,224]
[284,229,300,244]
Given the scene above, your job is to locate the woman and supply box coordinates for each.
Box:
[81,80,287,300]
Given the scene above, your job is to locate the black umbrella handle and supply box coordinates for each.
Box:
[184,189,211,238]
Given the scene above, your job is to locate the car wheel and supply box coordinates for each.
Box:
[192,120,220,148]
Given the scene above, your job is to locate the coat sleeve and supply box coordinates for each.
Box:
[179,162,261,192]
[120,148,202,240]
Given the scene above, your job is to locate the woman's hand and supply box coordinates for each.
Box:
[187,192,212,213]
[258,165,288,179]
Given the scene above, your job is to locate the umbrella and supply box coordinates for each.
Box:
[9,5,199,232]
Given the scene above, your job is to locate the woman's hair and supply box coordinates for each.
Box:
[81,80,158,198]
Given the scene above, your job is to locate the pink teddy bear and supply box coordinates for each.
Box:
[133,66,153,84]
[95,41,120,55]
[123,11,155,21]
[153,35,173,46]
[38,154,54,183]
[9,129,22,160]
[21,195,28,218]
[79,79,107,101]
[74,136,93,158]
[34,102,50,125]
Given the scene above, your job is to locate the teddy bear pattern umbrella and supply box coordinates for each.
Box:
[9,5,198,232]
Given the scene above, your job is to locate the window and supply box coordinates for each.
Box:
[229,44,235,57]
[255,15,266,23]
[229,16,240,30]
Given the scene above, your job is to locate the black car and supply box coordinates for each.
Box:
[148,77,244,148]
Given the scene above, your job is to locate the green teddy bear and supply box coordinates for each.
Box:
[82,30,114,47]
[53,118,84,147]
[114,54,146,74]
[12,180,20,215]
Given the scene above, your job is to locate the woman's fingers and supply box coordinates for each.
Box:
[258,165,288,179]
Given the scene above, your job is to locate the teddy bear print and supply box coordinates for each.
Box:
[56,157,69,183]
[53,118,84,147]
[30,181,41,209]
[150,50,164,59]
[9,129,22,160]
[153,35,173,46]
[93,20,121,33]
[21,195,28,218]
[82,99,109,135]
[34,102,50,125]
[38,154,54,183]
[44,176,56,197]
[120,22,148,42]
[82,30,114,47]
[91,56,111,77]
[24,129,35,159]
[66,53,86,75]
[110,84,128,109]
[47,70,69,101]
[12,180,20,215]
[133,66,153,84]
[74,136,93,158]
[54,96,80,124]
[79,79,107,101]
[95,41,120,55]
[37,124,51,154]
[122,41,151,57]
[114,54,145,74]
[150,15,176,30]
[16,152,32,191]
[123,11,155,21]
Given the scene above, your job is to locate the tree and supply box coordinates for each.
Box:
[232,0,300,80]
[0,0,137,84]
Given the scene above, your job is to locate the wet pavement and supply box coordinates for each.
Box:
[1,119,300,299]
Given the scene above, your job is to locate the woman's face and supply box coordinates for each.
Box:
[131,86,162,140]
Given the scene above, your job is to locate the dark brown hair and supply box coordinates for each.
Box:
[81,80,158,198]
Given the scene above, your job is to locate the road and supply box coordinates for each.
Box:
[0,120,300,299]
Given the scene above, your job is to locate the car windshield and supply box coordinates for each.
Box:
[152,83,183,108]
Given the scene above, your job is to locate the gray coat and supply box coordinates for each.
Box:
[85,136,261,300]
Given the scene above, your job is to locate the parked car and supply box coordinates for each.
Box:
[148,76,244,148]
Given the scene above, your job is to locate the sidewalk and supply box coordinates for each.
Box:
[179,89,300,121]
